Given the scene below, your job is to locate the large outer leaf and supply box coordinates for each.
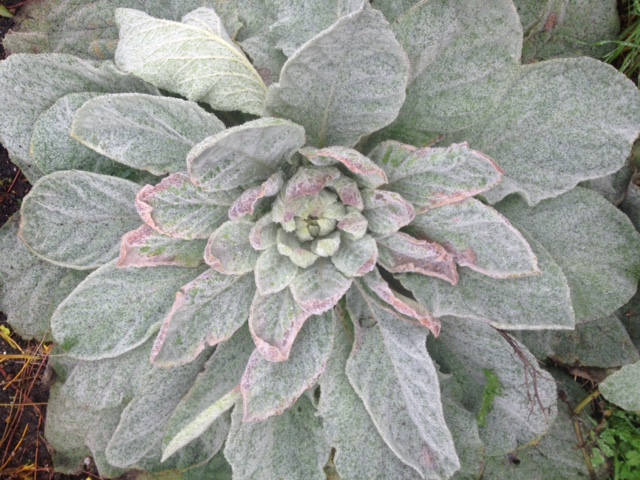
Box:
[0,214,89,340]
[151,270,255,367]
[30,92,151,181]
[105,348,214,468]
[520,314,640,369]
[454,58,640,205]
[187,118,305,192]
[383,0,522,134]
[428,317,557,455]
[400,231,575,330]
[599,361,640,411]
[408,198,539,278]
[345,285,460,479]
[136,172,238,240]
[51,259,206,360]
[497,187,640,321]
[19,171,141,269]
[242,311,335,422]
[224,395,328,480]
[162,326,255,463]
[4,1,225,60]
[516,0,619,62]
[0,53,155,182]
[114,8,267,115]
[71,93,225,175]
[368,141,503,213]
[318,314,422,479]
[265,4,409,148]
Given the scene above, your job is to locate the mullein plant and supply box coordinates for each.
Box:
[1,1,640,479]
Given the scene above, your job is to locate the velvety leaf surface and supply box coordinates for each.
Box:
[599,361,640,411]
[151,270,254,367]
[301,146,388,189]
[254,245,298,295]
[249,287,311,362]
[454,58,640,205]
[205,221,260,274]
[114,8,267,115]
[117,225,207,268]
[376,232,458,285]
[517,0,619,62]
[30,92,151,181]
[228,172,284,220]
[51,259,206,360]
[162,326,255,463]
[19,171,141,269]
[368,141,503,212]
[242,311,334,422]
[182,450,233,480]
[225,395,328,480]
[0,214,89,340]
[136,172,237,240]
[187,118,305,192]
[383,0,522,133]
[580,163,633,206]
[4,1,226,60]
[265,4,409,148]
[289,258,352,314]
[345,286,460,479]
[400,232,575,330]
[0,53,155,182]
[496,187,640,321]
[105,348,212,468]
[428,317,557,455]
[318,313,423,479]
[520,315,639,368]
[408,198,539,278]
[330,234,377,277]
[71,93,225,175]
[361,189,415,236]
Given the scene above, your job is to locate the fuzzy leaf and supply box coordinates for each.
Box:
[228,172,284,220]
[188,118,306,192]
[400,231,575,330]
[428,317,557,455]
[249,213,278,250]
[151,270,255,367]
[225,395,328,480]
[289,259,352,314]
[105,348,213,468]
[497,187,640,321]
[0,214,89,340]
[266,4,409,148]
[19,171,141,269]
[71,93,225,175]
[117,225,207,268]
[254,246,299,295]
[283,166,341,201]
[368,141,504,212]
[30,92,151,181]
[318,314,423,479]
[51,259,205,360]
[242,311,334,422]
[162,326,255,462]
[454,58,640,205]
[249,288,312,362]
[408,198,539,278]
[114,8,267,115]
[345,286,460,479]
[376,232,458,285]
[385,0,522,134]
[360,269,440,336]
[0,53,155,182]
[361,189,415,236]
[599,361,640,411]
[331,234,377,277]
[301,146,388,189]
[205,221,259,274]
[136,172,237,240]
